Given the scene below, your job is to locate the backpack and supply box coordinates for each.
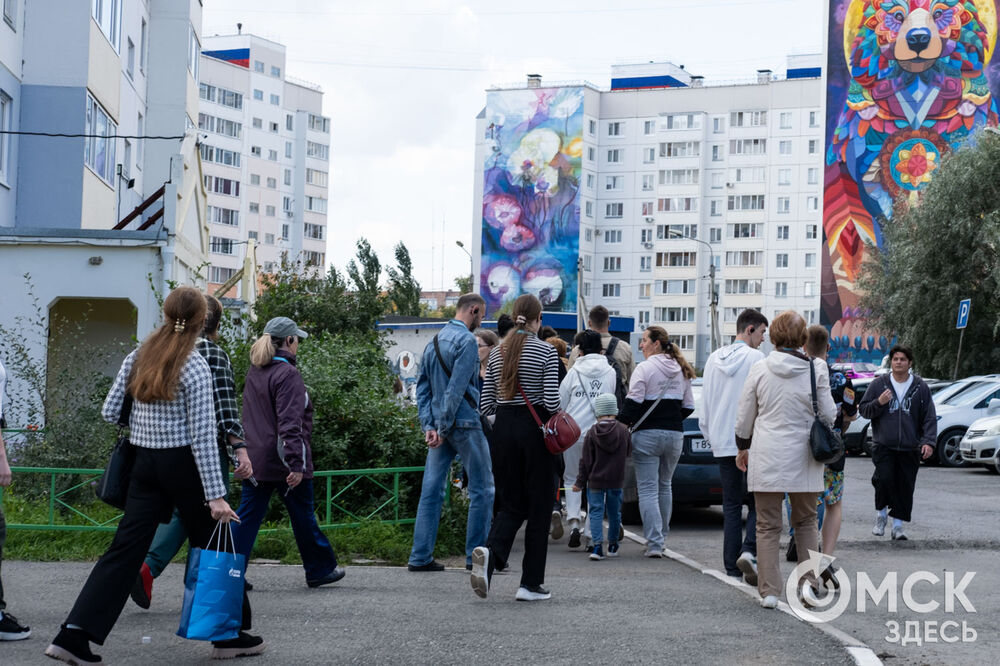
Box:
[603,337,629,409]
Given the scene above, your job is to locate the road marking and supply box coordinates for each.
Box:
[622,528,883,666]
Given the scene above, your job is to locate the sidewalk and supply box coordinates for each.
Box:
[4,535,853,664]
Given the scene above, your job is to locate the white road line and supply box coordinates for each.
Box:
[621,528,883,666]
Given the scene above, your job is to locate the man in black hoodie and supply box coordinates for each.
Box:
[858,345,937,541]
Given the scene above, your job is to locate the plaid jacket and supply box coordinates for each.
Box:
[196,338,245,449]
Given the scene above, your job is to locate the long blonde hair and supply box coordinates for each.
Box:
[128,287,206,402]
[645,326,697,380]
[499,294,543,400]
[249,334,284,367]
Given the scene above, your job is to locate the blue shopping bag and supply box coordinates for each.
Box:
[177,521,244,642]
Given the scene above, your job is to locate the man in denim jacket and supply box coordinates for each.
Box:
[409,293,495,571]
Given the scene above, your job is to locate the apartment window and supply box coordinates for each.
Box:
[657,197,698,212]
[779,112,792,129]
[607,149,622,163]
[639,283,651,299]
[253,89,264,101]
[725,279,763,294]
[640,229,653,243]
[250,174,261,185]
[713,117,725,133]
[731,167,764,183]
[779,140,792,155]
[806,224,818,240]
[641,201,655,216]
[603,257,622,272]
[730,110,767,127]
[585,173,595,189]
[664,113,701,130]
[778,168,791,185]
[252,117,262,129]
[265,205,276,217]
[0,91,11,181]
[776,253,789,268]
[308,114,331,132]
[775,282,788,298]
[729,139,767,155]
[3,0,15,29]
[726,251,764,267]
[726,223,764,238]
[266,177,277,189]
[607,121,623,136]
[270,94,280,106]
[710,200,723,217]
[269,121,279,133]
[587,146,596,161]
[284,169,292,186]
[303,251,325,267]
[207,205,239,226]
[211,266,237,283]
[655,252,696,267]
[271,65,281,77]
[807,196,819,212]
[638,311,650,325]
[808,139,818,154]
[84,94,117,184]
[712,145,723,161]
[809,111,819,127]
[285,142,293,158]
[268,149,278,161]
[281,224,289,240]
[304,223,325,240]
[249,202,260,213]
[639,256,652,272]
[777,197,790,214]
[583,254,592,271]
[604,230,622,244]
[807,167,818,185]
[602,283,621,298]
[588,119,596,135]
[282,196,292,212]
[804,282,816,297]
[709,227,722,244]
[264,233,275,244]
[187,24,200,80]
[657,224,697,240]
[126,38,134,78]
[307,141,329,161]
[92,0,122,50]
[139,19,147,71]
[662,169,699,185]
[585,201,594,218]
[250,146,262,158]
[641,174,654,191]
[248,231,258,241]
[777,225,789,240]
[210,237,236,255]
[198,113,242,138]
[606,175,623,191]
[658,279,696,295]
[254,60,265,73]
[584,228,593,243]
[655,307,695,323]
[286,115,294,131]
[643,147,656,163]
[643,120,656,135]
[200,144,242,168]
[605,203,623,218]
[659,141,700,157]
[805,253,816,268]
[306,196,328,213]
[727,195,766,211]
[206,177,240,196]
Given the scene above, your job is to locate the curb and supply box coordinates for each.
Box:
[622,528,882,666]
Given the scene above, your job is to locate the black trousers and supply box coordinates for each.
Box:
[65,447,251,644]
[486,405,556,588]
[871,445,921,522]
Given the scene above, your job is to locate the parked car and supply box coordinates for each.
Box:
[932,380,1000,467]
[621,381,723,524]
[959,410,1000,474]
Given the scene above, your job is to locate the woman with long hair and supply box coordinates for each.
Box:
[231,317,345,588]
[471,294,560,602]
[618,326,696,558]
[46,287,262,665]
[473,328,499,392]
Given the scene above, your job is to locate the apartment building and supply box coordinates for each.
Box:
[473,56,824,366]
[199,33,330,296]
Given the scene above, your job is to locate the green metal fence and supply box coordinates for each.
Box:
[0,465,435,533]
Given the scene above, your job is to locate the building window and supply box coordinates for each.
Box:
[270,94,280,106]
[583,255,592,271]
[661,169,700,185]
[807,196,819,212]
[776,282,788,298]
[655,252,696,267]
[660,141,700,158]
[602,283,621,298]
[657,224,698,240]
[249,202,259,213]
[727,195,766,211]
[779,140,792,155]
[200,144,242,168]
[284,169,292,186]
[603,257,622,273]
[585,201,593,218]
[712,145,723,161]
[250,146,261,158]
[268,149,278,161]
[588,119,596,135]
[658,279,696,295]
[713,117,725,133]
[710,200,723,217]
[643,147,656,163]
[266,177,277,189]
[779,112,792,129]
[726,223,764,238]
[308,114,331,132]
[248,231,258,241]
[587,146,595,161]
[302,250,325,266]
[608,121,623,136]
[640,228,653,243]
[807,167,818,185]
[640,256,652,272]
[643,120,656,135]
[804,282,816,297]
[187,24,200,80]
[641,174,654,191]
[607,149,622,164]
[777,197,790,214]
[126,37,135,78]
[286,114,294,131]
[139,18,147,71]
[809,111,819,127]
[265,205,276,217]
[271,65,281,77]
[198,113,242,138]
[730,110,767,127]
[606,175,623,191]
[249,173,260,185]
[304,223,325,240]
[777,225,789,240]
[654,307,695,323]
[269,121,279,133]
[709,227,722,244]
[4,0,16,29]
[808,139,818,154]
[806,224,818,240]
[657,197,698,212]
[92,0,122,51]
[254,60,265,73]
[206,176,240,197]
[604,229,622,244]
[638,311,650,325]
[726,251,764,267]
[664,113,701,130]
[285,142,293,158]
[307,141,329,161]
[584,228,593,242]
[728,139,767,155]
[306,196,327,213]
[778,168,791,185]
[776,253,789,268]
[211,266,237,283]
[252,117,262,129]
[0,91,10,181]
[210,236,236,255]
[84,94,117,184]
[282,196,292,212]
[605,203,623,218]
[207,205,239,226]
[725,279,763,294]
[253,89,263,101]
[639,283,651,299]
[731,167,764,183]
[805,253,816,268]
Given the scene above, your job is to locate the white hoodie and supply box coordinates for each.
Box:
[699,342,765,457]
[559,353,617,438]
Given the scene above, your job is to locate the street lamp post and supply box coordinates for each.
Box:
[455,240,473,293]
[667,229,720,353]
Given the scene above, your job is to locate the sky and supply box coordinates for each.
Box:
[202,0,827,291]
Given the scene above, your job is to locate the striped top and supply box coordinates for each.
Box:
[479,332,561,415]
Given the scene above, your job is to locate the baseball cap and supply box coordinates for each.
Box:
[263,316,308,340]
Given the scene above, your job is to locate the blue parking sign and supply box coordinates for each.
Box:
[956,299,971,329]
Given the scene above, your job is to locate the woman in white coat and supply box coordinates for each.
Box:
[734,311,836,609]
[558,330,617,549]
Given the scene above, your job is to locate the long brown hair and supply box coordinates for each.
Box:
[499,294,543,400]
[645,326,697,380]
[129,286,207,402]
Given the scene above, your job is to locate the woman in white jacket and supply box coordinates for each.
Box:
[558,330,617,549]
[734,311,836,609]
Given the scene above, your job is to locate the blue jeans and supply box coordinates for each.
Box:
[232,478,339,583]
[718,456,756,576]
[409,427,494,567]
[587,488,623,547]
[631,429,683,551]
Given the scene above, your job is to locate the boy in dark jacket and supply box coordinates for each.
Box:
[573,393,632,560]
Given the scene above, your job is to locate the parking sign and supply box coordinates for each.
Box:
[956,299,971,329]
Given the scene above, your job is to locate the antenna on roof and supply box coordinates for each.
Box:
[237,22,243,34]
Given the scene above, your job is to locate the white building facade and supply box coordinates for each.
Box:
[198,34,330,297]
[474,56,824,367]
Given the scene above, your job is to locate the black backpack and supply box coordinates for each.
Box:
[603,337,629,409]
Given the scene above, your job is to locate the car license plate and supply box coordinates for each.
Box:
[690,438,711,453]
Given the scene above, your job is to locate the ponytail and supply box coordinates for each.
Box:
[250,334,279,367]
[646,325,697,380]
[499,294,543,400]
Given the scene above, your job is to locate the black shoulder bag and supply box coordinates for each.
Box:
[96,393,136,509]
[808,360,844,465]
[433,335,492,436]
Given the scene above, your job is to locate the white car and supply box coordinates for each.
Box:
[933,380,1000,467]
[959,411,1000,474]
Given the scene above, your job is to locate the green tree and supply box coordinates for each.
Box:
[386,242,422,316]
[346,238,387,324]
[857,129,1000,378]
[454,274,473,294]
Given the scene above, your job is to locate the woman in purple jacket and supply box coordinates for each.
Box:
[231,317,346,588]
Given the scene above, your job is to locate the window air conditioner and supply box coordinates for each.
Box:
[644,217,655,223]
[643,242,653,249]
[726,182,735,188]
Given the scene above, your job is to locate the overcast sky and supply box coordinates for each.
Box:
[203,0,826,291]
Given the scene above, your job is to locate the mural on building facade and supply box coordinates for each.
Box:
[481,87,583,315]
[823,0,999,361]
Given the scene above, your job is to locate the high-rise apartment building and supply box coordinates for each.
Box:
[199,34,330,297]
[473,56,824,366]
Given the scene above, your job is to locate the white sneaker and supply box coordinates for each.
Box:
[470,547,490,599]
[515,585,551,601]
[550,511,564,540]
[873,512,887,536]
[736,552,758,587]
[644,548,663,559]
[760,595,779,609]
[891,525,908,541]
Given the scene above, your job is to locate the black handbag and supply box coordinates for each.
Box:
[433,335,492,436]
[808,361,844,465]
[96,393,135,509]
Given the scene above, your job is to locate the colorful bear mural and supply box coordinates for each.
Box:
[481,87,583,315]
[822,0,1000,361]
